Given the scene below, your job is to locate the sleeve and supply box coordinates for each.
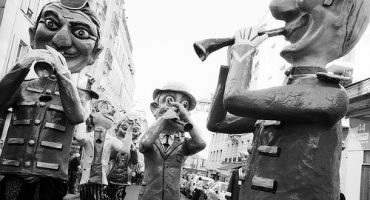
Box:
[0,63,29,113]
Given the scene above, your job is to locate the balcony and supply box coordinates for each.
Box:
[345,78,370,119]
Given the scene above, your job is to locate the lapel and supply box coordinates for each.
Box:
[154,139,166,160]
[154,136,184,160]
[165,136,182,157]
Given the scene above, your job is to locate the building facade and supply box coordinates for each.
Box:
[85,0,135,114]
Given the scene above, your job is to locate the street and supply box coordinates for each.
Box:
[63,185,190,200]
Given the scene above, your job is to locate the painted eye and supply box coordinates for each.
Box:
[44,19,59,31]
[165,96,175,104]
[121,124,128,131]
[182,101,189,109]
[73,29,90,39]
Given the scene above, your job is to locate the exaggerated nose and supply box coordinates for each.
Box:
[269,0,300,22]
[52,25,72,49]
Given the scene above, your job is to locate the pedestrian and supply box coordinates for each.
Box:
[68,153,81,195]
[192,177,204,200]
[138,82,206,200]
[75,100,133,200]
[0,0,103,199]
[225,153,248,200]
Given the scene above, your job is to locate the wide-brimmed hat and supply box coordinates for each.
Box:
[153,82,197,111]
[71,72,99,99]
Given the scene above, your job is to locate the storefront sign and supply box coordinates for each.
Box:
[350,118,370,149]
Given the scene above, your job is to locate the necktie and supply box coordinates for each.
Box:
[163,135,170,150]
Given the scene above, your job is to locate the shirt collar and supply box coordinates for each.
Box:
[159,133,175,140]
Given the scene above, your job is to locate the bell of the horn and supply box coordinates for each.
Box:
[193,37,234,61]
[34,60,54,78]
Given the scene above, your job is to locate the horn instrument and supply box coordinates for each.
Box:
[193,27,286,61]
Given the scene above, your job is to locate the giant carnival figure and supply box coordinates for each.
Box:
[106,111,141,200]
[75,100,132,200]
[139,82,206,200]
[0,0,102,199]
[194,0,370,199]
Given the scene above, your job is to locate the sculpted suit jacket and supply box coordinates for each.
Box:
[139,136,199,200]
[0,64,84,181]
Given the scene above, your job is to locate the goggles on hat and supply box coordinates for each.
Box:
[59,0,89,10]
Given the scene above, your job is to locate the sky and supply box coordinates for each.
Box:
[125,0,273,121]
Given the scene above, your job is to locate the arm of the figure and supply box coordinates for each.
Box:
[73,122,89,146]
[139,117,166,153]
[112,127,132,154]
[223,31,347,124]
[184,122,206,155]
[169,102,206,155]
[0,63,29,113]
[56,70,84,125]
[207,65,257,134]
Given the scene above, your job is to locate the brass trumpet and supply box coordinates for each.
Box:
[33,60,54,78]
[193,27,287,61]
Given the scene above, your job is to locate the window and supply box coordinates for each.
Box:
[15,41,29,63]
[21,0,40,22]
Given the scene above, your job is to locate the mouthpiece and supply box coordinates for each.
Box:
[257,27,286,37]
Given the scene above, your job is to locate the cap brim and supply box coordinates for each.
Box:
[153,89,196,111]
[79,88,99,99]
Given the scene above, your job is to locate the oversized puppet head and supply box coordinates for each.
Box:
[30,0,103,73]
[150,82,196,132]
[115,112,142,141]
[269,0,370,67]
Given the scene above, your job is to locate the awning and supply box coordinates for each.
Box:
[218,163,241,171]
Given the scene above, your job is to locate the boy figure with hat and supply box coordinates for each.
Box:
[139,82,206,200]
[0,0,103,199]
[106,112,141,200]
[74,100,133,200]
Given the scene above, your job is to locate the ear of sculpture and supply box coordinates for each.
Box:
[88,43,104,65]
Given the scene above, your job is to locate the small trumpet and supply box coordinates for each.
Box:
[193,27,287,61]
[173,119,193,132]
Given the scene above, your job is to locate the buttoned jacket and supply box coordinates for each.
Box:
[139,136,201,200]
[76,128,127,185]
[0,64,84,181]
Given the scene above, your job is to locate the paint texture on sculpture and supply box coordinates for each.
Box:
[204,0,370,199]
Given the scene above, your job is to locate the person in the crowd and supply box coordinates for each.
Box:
[192,177,204,200]
[225,153,248,200]
[0,0,102,199]
[67,152,81,195]
[139,82,206,200]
